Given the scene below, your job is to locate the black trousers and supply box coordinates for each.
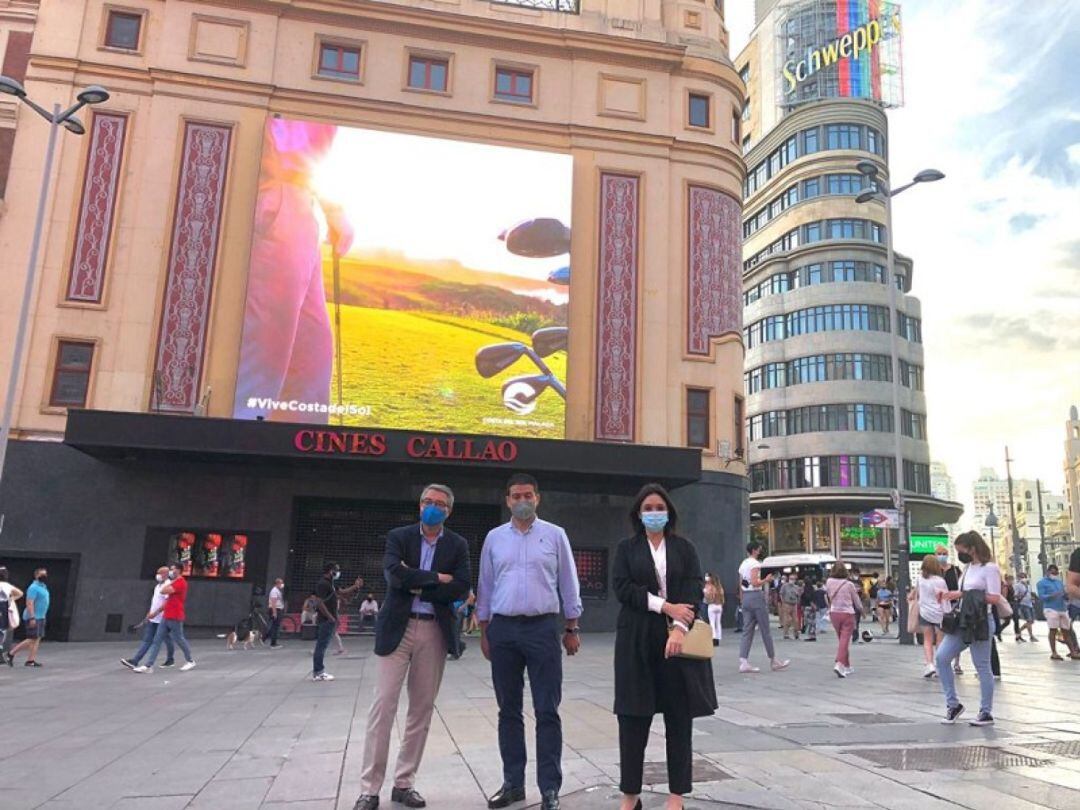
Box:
[489,614,563,793]
[618,710,693,796]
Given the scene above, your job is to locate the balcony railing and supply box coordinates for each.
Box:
[491,0,581,13]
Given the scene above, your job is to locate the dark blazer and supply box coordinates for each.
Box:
[374,522,471,657]
[613,532,718,719]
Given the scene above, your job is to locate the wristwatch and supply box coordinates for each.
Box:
[564,627,580,635]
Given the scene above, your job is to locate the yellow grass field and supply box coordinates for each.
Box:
[327,305,567,438]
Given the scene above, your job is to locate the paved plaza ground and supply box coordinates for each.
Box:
[3,623,1080,809]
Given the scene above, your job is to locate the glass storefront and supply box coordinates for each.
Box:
[811,516,833,551]
[773,516,807,552]
[838,515,884,552]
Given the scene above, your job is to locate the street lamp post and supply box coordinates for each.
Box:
[985,503,999,564]
[0,77,109,492]
[855,160,944,645]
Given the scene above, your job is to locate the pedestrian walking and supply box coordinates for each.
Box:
[1036,565,1080,661]
[778,575,800,640]
[311,562,363,681]
[478,473,582,810]
[0,567,24,666]
[875,577,895,635]
[263,577,286,648]
[915,555,947,678]
[134,562,196,673]
[934,531,1004,726]
[703,573,724,646]
[1013,572,1036,641]
[8,567,49,667]
[801,578,820,641]
[120,566,175,670]
[737,541,789,673]
[936,545,965,674]
[825,562,860,677]
[613,484,717,810]
[352,484,471,810]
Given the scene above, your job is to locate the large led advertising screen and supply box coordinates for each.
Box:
[233,119,573,439]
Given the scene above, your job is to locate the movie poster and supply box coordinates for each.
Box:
[233,119,573,439]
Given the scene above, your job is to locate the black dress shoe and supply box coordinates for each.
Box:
[487,785,525,809]
[541,790,560,810]
[391,787,426,808]
[353,795,379,810]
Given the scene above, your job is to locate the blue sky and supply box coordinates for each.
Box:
[730,1,1080,523]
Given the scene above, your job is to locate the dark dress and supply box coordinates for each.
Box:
[613,533,718,795]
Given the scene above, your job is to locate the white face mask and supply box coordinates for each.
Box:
[155,574,165,583]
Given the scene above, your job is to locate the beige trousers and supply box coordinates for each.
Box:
[359,618,448,794]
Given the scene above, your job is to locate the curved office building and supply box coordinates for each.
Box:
[739,98,957,572]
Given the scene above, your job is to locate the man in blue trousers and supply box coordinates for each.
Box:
[478,473,582,810]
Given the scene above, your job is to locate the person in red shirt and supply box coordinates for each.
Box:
[134,562,196,673]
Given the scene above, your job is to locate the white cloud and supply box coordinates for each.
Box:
[887,0,1080,527]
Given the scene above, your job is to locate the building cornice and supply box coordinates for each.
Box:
[27,56,744,172]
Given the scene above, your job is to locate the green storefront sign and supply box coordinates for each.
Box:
[910,533,947,555]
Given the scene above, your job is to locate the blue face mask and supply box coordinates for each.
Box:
[421,504,448,527]
[937,555,949,564]
[641,512,669,533]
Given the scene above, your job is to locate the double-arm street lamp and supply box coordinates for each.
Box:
[0,77,110,490]
[855,160,944,645]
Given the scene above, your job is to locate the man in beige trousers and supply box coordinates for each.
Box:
[352,484,471,810]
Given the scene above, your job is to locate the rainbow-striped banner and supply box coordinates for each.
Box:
[836,0,883,100]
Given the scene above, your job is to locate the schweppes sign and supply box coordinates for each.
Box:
[782,2,902,99]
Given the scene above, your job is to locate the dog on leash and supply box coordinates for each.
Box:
[226,617,258,650]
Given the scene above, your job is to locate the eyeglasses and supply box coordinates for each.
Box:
[421,498,450,510]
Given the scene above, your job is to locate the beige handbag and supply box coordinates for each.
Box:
[670,619,714,660]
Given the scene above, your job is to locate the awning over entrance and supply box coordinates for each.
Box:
[750,488,964,530]
[64,410,703,487]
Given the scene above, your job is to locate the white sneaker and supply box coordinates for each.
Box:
[313,671,335,681]
[843,666,855,676]
[923,664,936,679]
[132,665,152,674]
[833,662,847,678]
[771,659,791,671]
[180,661,197,672]
[739,659,759,673]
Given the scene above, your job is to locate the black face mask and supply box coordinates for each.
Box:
[37,575,48,584]
[957,552,973,564]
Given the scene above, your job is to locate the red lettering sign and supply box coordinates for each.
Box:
[298,430,516,464]
[293,429,387,457]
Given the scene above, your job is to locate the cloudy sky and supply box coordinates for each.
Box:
[729,1,1080,525]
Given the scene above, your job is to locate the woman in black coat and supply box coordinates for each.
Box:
[613,483,718,810]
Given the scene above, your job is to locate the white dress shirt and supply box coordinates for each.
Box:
[645,537,689,631]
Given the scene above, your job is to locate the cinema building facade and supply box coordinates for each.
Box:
[0,0,748,639]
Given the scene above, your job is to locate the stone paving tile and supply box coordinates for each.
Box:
[5,627,1080,808]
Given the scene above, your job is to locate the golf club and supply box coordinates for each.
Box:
[475,342,529,378]
[531,326,568,358]
[501,374,555,415]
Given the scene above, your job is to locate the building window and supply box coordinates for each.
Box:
[318,42,361,80]
[104,10,143,50]
[408,55,449,92]
[494,66,534,103]
[739,64,750,84]
[49,340,95,408]
[734,395,745,458]
[731,109,740,143]
[688,93,710,128]
[686,388,710,449]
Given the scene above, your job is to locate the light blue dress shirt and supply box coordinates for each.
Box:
[476,517,582,621]
[411,528,441,615]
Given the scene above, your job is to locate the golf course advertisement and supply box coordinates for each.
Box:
[232,118,572,439]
